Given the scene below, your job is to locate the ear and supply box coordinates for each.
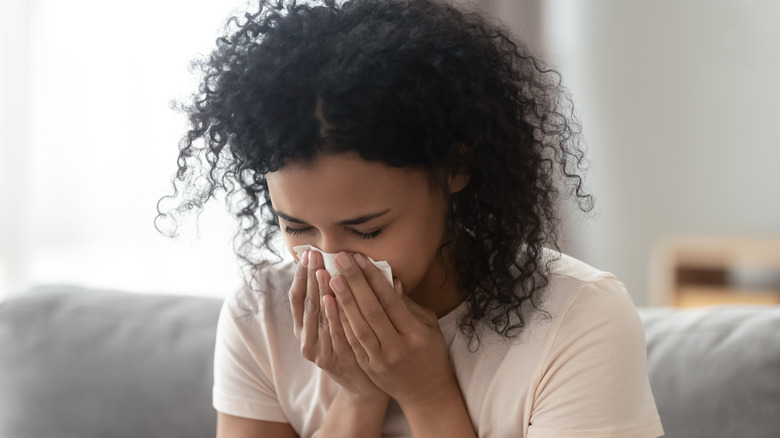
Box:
[447,172,470,194]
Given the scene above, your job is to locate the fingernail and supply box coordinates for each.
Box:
[315,269,328,287]
[322,294,335,312]
[353,253,368,269]
[300,250,309,267]
[335,252,352,270]
[330,276,346,294]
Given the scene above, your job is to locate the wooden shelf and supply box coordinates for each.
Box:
[650,237,780,307]
[675,286,780,307]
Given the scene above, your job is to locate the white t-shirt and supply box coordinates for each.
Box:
[213,252,664,438]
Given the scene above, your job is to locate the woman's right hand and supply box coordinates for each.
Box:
[289,250,389,404]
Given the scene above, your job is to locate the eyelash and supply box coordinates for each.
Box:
[283,226,382,240]
[355,229,382,240]
[283,226,309,236]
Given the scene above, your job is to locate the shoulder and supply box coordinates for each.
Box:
[545,250,623,290]
[537,250,643,358]
[526,252,663,436]
[222,260,298,319]
[213,260,304,424]
[541,250,634,320]
[216,260,298,348]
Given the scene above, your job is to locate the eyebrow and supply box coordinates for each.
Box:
[276,209,391,226]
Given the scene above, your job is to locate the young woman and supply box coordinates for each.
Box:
[158,0,664,436]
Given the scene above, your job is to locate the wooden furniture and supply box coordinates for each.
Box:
[650,237,780,307]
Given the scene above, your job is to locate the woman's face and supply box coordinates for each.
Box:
[266,152,458,306]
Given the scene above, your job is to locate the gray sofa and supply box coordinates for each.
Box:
[1,285,779,438]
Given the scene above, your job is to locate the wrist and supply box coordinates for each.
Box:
[397,378,459,413]
[395,369,460,409]
[398,381,476,438]
[339,385,391,409]
[318,388,390,438]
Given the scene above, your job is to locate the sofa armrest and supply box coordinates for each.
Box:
[0,285,222,438]
[640,306,780,438]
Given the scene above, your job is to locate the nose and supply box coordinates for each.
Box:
[315,235,354,256]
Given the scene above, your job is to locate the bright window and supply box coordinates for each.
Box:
[1,0,256,299]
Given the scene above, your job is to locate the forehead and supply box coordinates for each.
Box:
[266,152,435,219]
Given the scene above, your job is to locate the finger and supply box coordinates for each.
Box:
[301,250,323,358]
[335,253,400,343]
[329,273,383,356]
[289,250,309,340]
[352,253,421,335]
[337,299,370,364]
[315,269,334,362]
[323,294,351,357]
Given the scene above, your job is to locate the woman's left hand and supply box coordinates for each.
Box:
[328,252,460,409]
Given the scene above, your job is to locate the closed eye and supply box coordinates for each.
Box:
[283,225,383,239]
[284,226,312,236]
[352,229,382,239]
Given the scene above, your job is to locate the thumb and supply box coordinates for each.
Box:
[394,278,427,316]
[400,293,438,327]
[393,278,403,295]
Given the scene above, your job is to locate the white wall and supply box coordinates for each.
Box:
[0,0,32,298]
[0,0,254,300]
[540,0,780,304]
[4,0,780,304]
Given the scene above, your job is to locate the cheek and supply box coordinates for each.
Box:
[389,251,429,284]
[381,225,446,291]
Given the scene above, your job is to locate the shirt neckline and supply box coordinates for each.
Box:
[438,299,468,334]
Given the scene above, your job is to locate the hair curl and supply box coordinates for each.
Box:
[157,0,593,342]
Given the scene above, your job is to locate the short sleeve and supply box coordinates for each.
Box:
[212,293,287,422]
[528,278,664,438]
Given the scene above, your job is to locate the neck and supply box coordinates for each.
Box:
[407,250,464,318]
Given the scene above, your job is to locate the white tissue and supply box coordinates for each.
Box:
[293,245,394,287]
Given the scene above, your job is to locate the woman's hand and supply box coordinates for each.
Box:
[328,252,461,409]
[330,252,477,437]
[289,250,389,404]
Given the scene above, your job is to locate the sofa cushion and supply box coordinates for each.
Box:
[640,306,780,438]
[3,286,779,438]
[0,285,223,438]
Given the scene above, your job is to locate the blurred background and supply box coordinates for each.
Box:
[1,0,779,306]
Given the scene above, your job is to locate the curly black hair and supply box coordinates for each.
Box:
[157,0,593,342]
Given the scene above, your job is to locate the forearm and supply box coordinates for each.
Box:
[400,383,477,438]
[318,388,390,438]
